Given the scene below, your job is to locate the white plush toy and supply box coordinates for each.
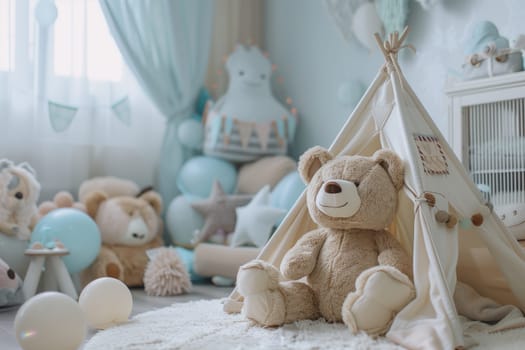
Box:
[203,45,297,162]
[0,159,41,240]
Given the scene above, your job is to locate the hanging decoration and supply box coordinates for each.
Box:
[34,0,58,28]
[111,96,132,126]
[48,101,78,132]
[324,0,367,42]
[351,2,384,51]
[375,0,410,37]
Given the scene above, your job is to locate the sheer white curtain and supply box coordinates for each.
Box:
[0,0,165,200]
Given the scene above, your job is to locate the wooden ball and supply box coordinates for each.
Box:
[471,213,484,227]
[424,193,436,207]
[435,210,449,223]
[446,215,458,229]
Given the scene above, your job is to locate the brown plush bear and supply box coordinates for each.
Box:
[237,147,415,336]
[80,178,164,287]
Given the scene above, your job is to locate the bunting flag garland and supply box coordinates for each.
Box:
[254,122,272,150]
[286,115,297,141]
[236,121,255,149]
[208,116,222,147]
[111,96,132,126]
[223,116,234,145]
[48,101,78,132]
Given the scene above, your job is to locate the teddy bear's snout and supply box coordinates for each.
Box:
[316,179,361,218]
[123,216,151,246]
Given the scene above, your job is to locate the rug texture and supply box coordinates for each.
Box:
[84,299,525,350]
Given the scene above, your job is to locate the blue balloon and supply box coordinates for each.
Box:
[270,171,306,212]
[178,119,204,150]
[166,195,204,247]
[31,209,101,273]
[177,156,237,197]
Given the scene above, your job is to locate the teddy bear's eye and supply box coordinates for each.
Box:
[15,192,23,199]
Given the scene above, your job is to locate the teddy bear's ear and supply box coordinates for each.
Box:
[0,159,13,172]
[373,149,405,190]
[18,162,36,177]
[298,146,333,184]
[84,191,108,219]
[139,190,163,215]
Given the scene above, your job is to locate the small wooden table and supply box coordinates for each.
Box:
[23,242,78,300]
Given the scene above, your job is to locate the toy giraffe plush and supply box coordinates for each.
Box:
[237,147,415,336]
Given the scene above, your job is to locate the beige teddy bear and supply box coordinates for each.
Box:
[237,146,415,336]
[80,177,191,296]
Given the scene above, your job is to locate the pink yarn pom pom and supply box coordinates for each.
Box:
[143,248,192,296]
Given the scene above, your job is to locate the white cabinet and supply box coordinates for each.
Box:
[446,71,525,207]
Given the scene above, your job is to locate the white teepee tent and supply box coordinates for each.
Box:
[224,29,525,349]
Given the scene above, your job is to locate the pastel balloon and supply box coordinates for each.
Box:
[270,171,306,212]
[78,277,133,330]
[177,156,237,197]
[178,118,204,150]
[31,208,101,273]
[352,2,384,51]
[166,195,204,247]
[14,292,87,350]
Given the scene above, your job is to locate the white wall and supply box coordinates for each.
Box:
[265,0,525,158]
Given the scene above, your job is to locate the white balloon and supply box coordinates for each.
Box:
[352,2,384,51]
[79,277,133,329]
[14,292,87,350]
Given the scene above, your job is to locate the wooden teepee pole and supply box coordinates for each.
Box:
[374,26,411,65]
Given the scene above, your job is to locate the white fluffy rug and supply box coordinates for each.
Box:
[84,299,525,350]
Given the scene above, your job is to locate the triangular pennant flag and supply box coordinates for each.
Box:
[48,101,78,132]
[287,115,297,141]
[223,115,234,145]
[208,116,222,147]
[236,121,254,149]
[255,122,272,150]
[275,118,286,139]
[224,116,234,135]
[111,96,132,126]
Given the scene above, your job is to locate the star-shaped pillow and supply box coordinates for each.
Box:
[230,185,286,248]
[191,181,251,246]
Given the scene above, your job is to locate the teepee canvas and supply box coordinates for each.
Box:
[225,29,525,349]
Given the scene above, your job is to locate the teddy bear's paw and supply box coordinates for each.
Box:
[237,260,280,296]
[342,266,415,336]
[106,262,122,279]
[242,289,286,327]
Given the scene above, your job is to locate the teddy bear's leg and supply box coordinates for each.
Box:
[341,265,415,336]
[237,260,319,327]
[81,246,124,286]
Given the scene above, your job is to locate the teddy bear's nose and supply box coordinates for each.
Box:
[324,181,342,194]
[132,233,145,239]
[7,268,15,280]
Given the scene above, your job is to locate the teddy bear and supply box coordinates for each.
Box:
[236,146,415,336]
[0,159,40,240]
[79,177,191,296]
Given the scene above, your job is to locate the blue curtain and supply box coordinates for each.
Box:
[99,0,213,206]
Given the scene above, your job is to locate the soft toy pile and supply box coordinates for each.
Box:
[237,147,415,336]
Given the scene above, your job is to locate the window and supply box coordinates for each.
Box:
[0,0,15,71]
[53,0,123,81]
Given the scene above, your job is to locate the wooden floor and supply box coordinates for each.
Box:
[0,283,234,350]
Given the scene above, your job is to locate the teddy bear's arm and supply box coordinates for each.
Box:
[375,231,413,280]
[280,229,326,280]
